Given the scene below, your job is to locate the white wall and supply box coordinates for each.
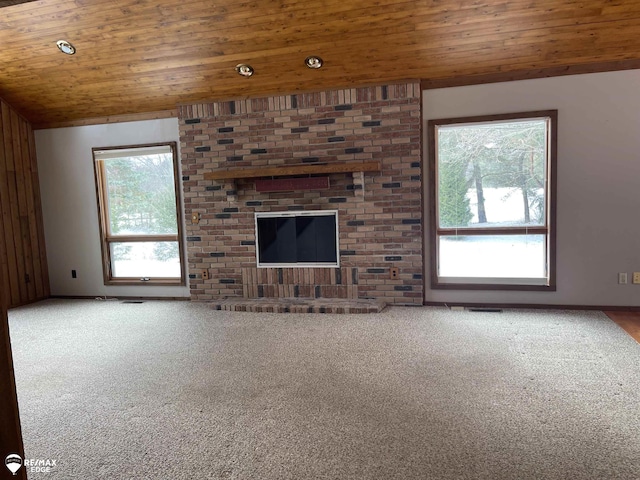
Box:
[35,118,189,298]
[423,70,640,307]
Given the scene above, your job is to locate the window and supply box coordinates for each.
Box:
[255,211,339,267]
[428,111,557,290]
[93,143,185,285]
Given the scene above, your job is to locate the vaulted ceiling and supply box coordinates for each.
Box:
[2,0,640,128]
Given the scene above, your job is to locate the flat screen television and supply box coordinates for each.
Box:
[255,211,339,267]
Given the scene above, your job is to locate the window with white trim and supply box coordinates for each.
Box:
[428,111,557,290]
[93,142,185,285]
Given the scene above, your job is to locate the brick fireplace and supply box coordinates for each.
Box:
[178,80,423,306]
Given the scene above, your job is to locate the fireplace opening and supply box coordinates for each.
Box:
[255,211,339,267]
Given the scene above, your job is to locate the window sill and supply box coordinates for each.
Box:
[105,278,185,287]
[431,281,556,292]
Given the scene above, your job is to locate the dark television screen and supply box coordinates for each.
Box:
[257,214,337,265]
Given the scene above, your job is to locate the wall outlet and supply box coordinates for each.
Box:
[619,272,628,284]
[201,269,210,280]
[633,272,640,284]
[390,267,399,279]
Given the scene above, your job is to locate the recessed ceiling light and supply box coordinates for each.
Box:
[305,56,323,69]
[235,64,254,77]
[56,40,76,55]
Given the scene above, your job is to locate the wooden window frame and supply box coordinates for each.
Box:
[427,110,558,291]
[92,142,186,286]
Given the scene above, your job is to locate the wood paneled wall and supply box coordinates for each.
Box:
[0,98,49,308]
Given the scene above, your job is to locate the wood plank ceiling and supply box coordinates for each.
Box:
[1,0,640,128]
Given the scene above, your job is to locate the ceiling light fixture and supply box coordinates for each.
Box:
[304,56,323,69]
[235,64,254,77]
[56,40,76,55]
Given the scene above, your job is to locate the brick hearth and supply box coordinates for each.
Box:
[213,297,386,314]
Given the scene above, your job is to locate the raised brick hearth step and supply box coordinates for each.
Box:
[212,297,386,314]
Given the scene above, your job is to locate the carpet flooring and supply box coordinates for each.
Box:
[7,299,640,479]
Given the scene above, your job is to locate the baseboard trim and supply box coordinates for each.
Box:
[50,295,190,301]
[22,297,640,311]
[423,301,640,312]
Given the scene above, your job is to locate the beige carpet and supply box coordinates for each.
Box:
[8,299,640,479]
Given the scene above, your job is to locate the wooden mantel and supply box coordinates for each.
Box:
[203,160,380,181]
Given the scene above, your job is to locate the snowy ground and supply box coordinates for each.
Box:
[440,187,547,278]
[111,242,181,278]
[439,235,545,278]
[467,186,544,226]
